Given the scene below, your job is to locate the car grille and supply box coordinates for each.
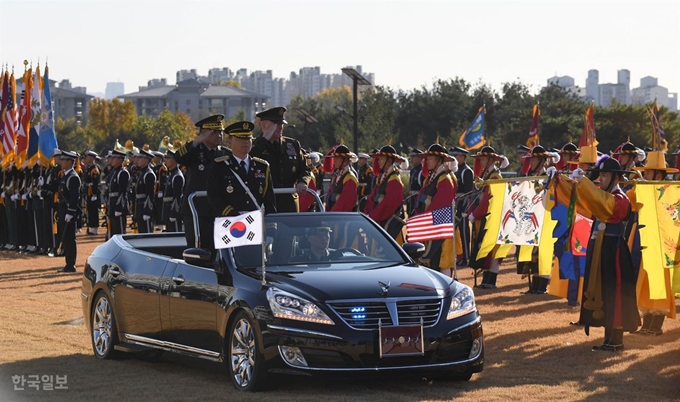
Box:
[328,299,442,330]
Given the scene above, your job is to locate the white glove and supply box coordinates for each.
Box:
[545,166,557,180]
[37,176,44,186]
[11,194,18,201]
[169,217,177,222]
[21,193,27,200]
[157,191,164,198]
[262,123,277,141]
[143,214,151,221]
[65,214,73,222]
[114,211,123,217]
[91,195,97,201]
[468,213,475,222]
[0,192,4,198]
[570,168,585,182]
[37,190,42,197]
[295,183,308,193]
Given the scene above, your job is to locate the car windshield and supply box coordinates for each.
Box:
[230,213,409,271]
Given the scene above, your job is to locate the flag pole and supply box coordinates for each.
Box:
[260,208,267,288]
[451,199,457,280]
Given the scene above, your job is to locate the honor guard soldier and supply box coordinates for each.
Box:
[250,107,310,212]
[42,151,62,255]
[83,150,101,235]
[133,149,156,233]
[449,146,474,266]
[356,152,374,202]
[516,145,530,176]
[208,121,276,217]
[363,146,406,242]
[174,114,227,250]
[57,150,81,273]
[407,148,425,215]
[162,150,184,232]
[152,150,167,229]
[325,145,359,212]
[611,141,645,182]
[107,150,130,237]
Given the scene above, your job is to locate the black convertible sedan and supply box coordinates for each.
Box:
[82,212,483,391]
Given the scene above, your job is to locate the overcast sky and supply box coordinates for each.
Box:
[1,0,678,96]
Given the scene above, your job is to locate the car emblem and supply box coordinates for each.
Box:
[377,280,390,297]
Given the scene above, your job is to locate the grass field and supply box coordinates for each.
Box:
[0,232,678,401]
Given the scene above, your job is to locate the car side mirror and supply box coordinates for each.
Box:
[402,242,425,260]
[183,248,213,268]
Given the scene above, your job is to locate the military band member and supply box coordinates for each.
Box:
[29,162,45,254]
[57,151,81,273]
[363,145,406,242]
[152,150,167,229]
[133,149,156,233]
[43,151,62,255]
[250,107,310,212]
[107,150,130,237]
[412,144,458,277]
[449,146,474,266]
[162,150,184,233]
[83,150,101,235]
[325,145,359,212]
[208,121,276,217]
[174,114,227,250]
[3,163,20,251]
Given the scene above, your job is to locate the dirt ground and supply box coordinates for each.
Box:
[0,231,678,402]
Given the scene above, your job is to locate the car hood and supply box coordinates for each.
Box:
[270,264,453,301]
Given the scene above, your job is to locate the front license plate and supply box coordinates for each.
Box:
[379,324,424,357]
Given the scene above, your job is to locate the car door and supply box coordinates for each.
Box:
[166,261,220,354]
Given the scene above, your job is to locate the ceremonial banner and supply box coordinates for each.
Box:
[526,104,540,148]
[496,180,546,246]
[636,181,680,297]
[15,68,31,167]
[458,106,485,150]
[214,210,264,249]
[27,65,42,168]
[38,65,57,165]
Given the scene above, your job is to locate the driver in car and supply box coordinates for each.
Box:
[295,226,334,261]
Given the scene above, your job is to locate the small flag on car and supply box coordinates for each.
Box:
[214,210,264,249]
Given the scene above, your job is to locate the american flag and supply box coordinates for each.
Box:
[3,72,19,157]
[406,206,454,242]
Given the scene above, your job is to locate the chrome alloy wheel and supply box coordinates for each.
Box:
[230,318,256,387]
[93,296,113,356]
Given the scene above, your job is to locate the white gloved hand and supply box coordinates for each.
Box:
[21,193,27,200]
[11,194,18,201]
[37,190,42,197]
[0,192,5,198]
[468,213,475,222]
[570,168,585,182]
[262,123,277,141]
[143,214,151,221]
[65,214,73,222]
[91,195,97,201]
[169,217,177,222]
[37,176,44,186]
[114,211,123,217]
[295,183,308,193]
[157,191,164,198]
[545,166,557,180]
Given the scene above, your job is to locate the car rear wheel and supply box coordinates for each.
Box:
[91,292,119,360]
[227,311,268,392]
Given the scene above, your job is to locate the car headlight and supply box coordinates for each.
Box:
[266,287,335,325]
[447,285,476,320]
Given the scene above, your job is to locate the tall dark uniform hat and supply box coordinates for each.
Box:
[256,107,288,124]
[225,121,255,138]
[448,146,469,157]
[110,149,127,159]
[59,150,78,161]
[194,114,225,131]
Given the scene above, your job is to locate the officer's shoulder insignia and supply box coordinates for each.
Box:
[214,155,230,163]
[252,156,269,166]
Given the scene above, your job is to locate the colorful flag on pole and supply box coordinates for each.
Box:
[458,106,486,150]
[27,65,42,168]
[578,103,598,147]
[39,65,57,164]
[214,210,264,249]
[649,99,667,152]
[526,104,540,148]
[496,180,546,246]
[15,68,31,167]
[0,70,9,164]
[406,206,454,242]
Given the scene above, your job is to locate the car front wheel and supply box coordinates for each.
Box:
[91,292,119,360]
[227,311,268,392]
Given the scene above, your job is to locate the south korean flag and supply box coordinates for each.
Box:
[214,210,264,249]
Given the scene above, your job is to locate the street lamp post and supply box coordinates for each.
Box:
[341,68,372,154]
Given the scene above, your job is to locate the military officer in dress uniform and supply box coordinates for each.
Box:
[107,150,130,237]
[83,150,101,235]
[133,149,156,233]
[162,150,184,233]
[42,151,62,255]
[208,121,276,217]
[250,107,310,212]
[174,114,227,250]
[57,150,81,273]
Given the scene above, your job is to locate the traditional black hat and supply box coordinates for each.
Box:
[110,149,127,159]
[517,144,530,153]
[611,141,639,155]
[586,155,634,176]
[374,145,407,162]
[60,150,78,161]
[226,121,255,138]
[194,114,225,131]
[420,144,455,162]
[256,107,287,124]
[138,149,154,159]
[560,142,578,154]
[522,145,550,158]
[331,144,354,157]
[448,146,469,156]
[473,145,503,160]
